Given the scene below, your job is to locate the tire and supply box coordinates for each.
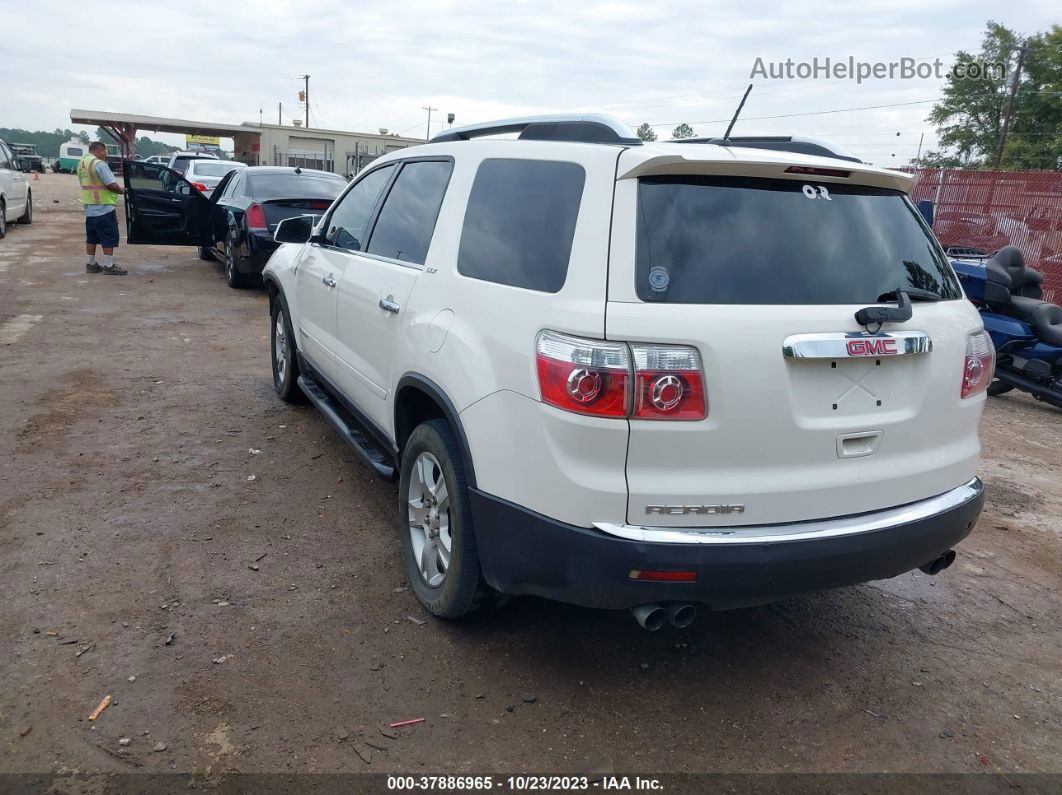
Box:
[399,419,495,619]
[224,230,251,288]
[0,200,7,239]
[270,298,306,404]
[198,245,216,261]
[987,379,1014,396]
[17,191,31,224]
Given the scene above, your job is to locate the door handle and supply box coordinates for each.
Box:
[379,297,400,314]
[322,273,337,288]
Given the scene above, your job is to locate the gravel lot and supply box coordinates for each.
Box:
[1,174,1060,783]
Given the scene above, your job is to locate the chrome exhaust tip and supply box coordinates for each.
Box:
[665,602,697,629]
[919,549,957,576]
[630,603,667,631]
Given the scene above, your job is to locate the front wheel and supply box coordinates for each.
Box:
[0,201,6,239]
[399,420,495,619]
[270,300,306,404]
[987,379,1014,396]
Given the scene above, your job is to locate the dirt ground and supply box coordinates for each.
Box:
[1,174,1060,784]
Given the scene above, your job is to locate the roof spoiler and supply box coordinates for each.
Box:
[432,113,642,146]
[674,136,863,163]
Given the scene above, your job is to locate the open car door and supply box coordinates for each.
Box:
[123,160,214,246]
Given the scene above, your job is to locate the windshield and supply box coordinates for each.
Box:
[636,176,963,304]
[171,157,195,173]
[249,173,345,200]
[193,162,243,177]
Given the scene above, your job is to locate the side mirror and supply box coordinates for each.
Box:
[274,214,316,244]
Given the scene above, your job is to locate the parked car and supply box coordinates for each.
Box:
[133,115,990,626]
[934,211,1010,256]
[0,138,33,238]
[143,155,172,166]
[167,150,219,174]
[9,143,45,173]
[184,158,247,198]
[121,162,345,287]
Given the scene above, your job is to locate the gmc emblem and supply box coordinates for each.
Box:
[646,504,746,515]
[847,338,898,356]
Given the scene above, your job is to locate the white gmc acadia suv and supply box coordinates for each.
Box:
[263,114,988,629]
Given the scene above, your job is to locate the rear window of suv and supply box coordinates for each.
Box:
[636,176,962,304]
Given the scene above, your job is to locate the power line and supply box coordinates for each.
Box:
[649,98,941,127]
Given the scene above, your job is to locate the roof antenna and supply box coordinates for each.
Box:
[722,83,754,142]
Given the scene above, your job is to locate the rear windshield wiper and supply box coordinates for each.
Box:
[876,287,943,302]
[855,286,944,331]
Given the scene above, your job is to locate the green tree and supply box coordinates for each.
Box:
[924,22,1061,170]
[635,123,657,142]
[671,122,696,140]
[0,127,89,157]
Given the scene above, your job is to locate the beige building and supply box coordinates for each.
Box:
[70,109,426,178]
[233,122,424,176]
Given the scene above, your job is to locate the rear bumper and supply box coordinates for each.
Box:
[470,479,983,610]
[244,231,278,272]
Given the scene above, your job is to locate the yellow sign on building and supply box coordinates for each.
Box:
[186,134,221,147]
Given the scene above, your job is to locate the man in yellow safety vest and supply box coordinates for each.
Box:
[78,142,127,275]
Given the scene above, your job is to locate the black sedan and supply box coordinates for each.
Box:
[123,162,347,288]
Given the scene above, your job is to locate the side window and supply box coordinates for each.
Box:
[125,162,191,195]
[222,173,242,199]
[366,160,453,265]
[457,159,585,293]
[325,165,395,251]
[0,143,11,169]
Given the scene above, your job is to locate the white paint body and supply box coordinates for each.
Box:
[264,134,986,531]
[0,139,30,224]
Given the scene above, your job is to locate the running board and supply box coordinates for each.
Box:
[297,375,397,480]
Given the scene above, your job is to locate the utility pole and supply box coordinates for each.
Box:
[423,105,438,140]
[301,75,311,129]
[916,132,924,163]
[994,41,1027,170]
[259,108,263,126]
[278,102,282,125]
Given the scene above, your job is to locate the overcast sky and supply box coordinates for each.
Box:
[2,0,1056,165]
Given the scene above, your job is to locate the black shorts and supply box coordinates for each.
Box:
[85,211,120,248]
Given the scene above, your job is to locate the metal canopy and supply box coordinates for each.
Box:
[70,109,257,157]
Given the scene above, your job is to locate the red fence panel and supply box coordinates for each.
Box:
[904,168,1062,303]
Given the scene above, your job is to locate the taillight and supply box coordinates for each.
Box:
[246,203,268,230]
[631,344,707,420]
[535,331,707,420]
[961,330,995,398]
[191,182,208,192]
[536,331,630,417]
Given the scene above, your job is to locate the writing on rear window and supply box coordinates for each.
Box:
[636,175,962,305]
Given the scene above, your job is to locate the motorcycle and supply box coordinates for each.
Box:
[952,246,1062,410]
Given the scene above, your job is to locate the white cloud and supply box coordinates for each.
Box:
[0,0,1056,164]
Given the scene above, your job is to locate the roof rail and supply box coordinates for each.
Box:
[432,113,642,146]
[674,135,862,163]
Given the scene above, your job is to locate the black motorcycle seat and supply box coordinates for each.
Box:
[1030,301,1062,347]
[990,245,1045,299]
[1005,296,1062,347]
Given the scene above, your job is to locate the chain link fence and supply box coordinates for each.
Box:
[905,168,1062,302]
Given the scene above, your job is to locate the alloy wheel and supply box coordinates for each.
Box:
[274,312,288,384]
[407,452,451,588]
[226,240,237,280]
